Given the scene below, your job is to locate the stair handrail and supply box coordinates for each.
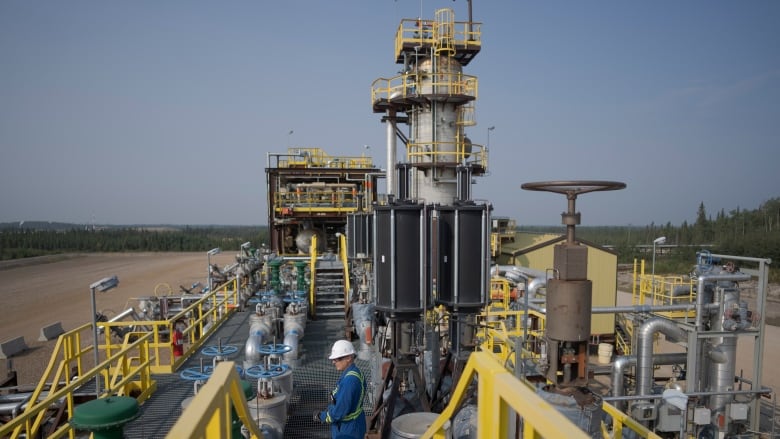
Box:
[338,233,350,311]
[309,234,318,318]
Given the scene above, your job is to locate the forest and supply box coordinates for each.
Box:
[1,198,777,280]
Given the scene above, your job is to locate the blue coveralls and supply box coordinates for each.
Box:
[317,363,366,438]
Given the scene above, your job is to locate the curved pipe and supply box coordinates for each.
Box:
[611,353,687,411]
[636,318,687,397]
[527,277,546,297]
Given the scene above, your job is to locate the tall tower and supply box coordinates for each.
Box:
[369,10,491,424]
[372,8,485,202]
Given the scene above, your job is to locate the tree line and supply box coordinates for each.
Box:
[524,198,780,280]
[0,225,268,260]
[2,198,777,280]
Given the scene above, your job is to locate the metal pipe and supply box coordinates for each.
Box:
[528,302,715,315]
[611,353,687,411]
[386,110,396,196]
[636,318,687,397]
[283,330,300,364]
[604,386,772,403]
[695,273,750,330]
[591,303,718,314]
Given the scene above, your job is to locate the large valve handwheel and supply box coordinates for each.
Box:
[257,343,292,356]
[522,180,626,243]
[245,364,290,380]
[201,344,239,357]
[521,180,626,197]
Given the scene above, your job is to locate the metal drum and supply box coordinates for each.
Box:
[374,204,429,316]
[546,279,592,342]
[432,204,490,310]
[391,412,451,439]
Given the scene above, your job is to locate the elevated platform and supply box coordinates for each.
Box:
[124,309,374,438]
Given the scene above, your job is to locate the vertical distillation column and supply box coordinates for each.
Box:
[409,9,470,204]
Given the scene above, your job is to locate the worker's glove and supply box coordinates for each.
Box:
[313,410,322,423]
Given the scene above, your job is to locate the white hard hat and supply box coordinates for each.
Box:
[329,339,356,360]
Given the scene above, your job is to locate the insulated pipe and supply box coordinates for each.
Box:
[532,302,717,314]
[386,110,396,197]
[491,265,547,297]
[282,330,300,366]
[352,303,375,361]
[591,303,718,314]
[695,273,750,330]
[491,265,547,280]
[527,277,547,297]
[282,310,305,365]
[611,353,687,411]
[636,318,687,397]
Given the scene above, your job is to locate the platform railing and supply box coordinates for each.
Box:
[0,331,155,439]
[632,258,697,319]
[423,351,590,438]
[474,307,663,438]
[338,233,350,311]
[101,278,239,374]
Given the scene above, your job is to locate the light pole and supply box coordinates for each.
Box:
[287,130,294,148]
[90,275,119,398]
[652,236,666,288]
[487,126,495,150]
[207,247,221,292]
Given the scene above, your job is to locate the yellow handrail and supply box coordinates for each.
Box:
[339,233,350,311]
[371,73,479,104]
[0,332,156,439]
[101,278,240,374]
[309,234,318,318]
[167,362,264,439]
[474,307,662,438]
[422,351,590,438]
[393,17,482,62]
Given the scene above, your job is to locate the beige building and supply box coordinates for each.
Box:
[496,232,618,337]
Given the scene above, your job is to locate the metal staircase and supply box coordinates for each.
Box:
[313,261,347,319]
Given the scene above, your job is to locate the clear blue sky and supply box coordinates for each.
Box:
[2,1,778,227]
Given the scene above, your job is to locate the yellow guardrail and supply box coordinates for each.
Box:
[309,234,318,318]
[338,233,350,309]
[101,278,240,374]
[602,402,664,439]
[393,17,481,62]
[167,362,264,439]
[406,139,486,169]
[0,331,156,439]
[473,306,662,438]
[371,73,478,104]
[277,147,374,169]
[273,189,360,215]
[422,351,590,438]
[632,258,696,319]
[615,313,633,355]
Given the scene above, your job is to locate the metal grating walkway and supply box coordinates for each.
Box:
[124,309,374,438]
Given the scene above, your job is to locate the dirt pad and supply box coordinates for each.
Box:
[0,252,235,386]
[2,253,778,398]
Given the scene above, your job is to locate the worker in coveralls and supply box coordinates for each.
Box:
[314,339,366,438]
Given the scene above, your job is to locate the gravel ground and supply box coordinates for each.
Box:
[0,252,236,386]
[2,254,778,397]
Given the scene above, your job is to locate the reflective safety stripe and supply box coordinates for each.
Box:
[342,370,365,422]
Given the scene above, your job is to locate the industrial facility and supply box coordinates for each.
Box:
[0,4,775,439]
